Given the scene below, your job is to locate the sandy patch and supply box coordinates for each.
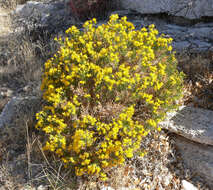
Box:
[0,7,12,38]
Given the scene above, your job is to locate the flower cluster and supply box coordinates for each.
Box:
[36,14,184,180]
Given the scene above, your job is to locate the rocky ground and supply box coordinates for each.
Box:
[0,1,213,189]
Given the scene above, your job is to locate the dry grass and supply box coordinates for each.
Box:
[177,52,213,110]
[0,34,43,91]
[0,7,59,92]
[1,120,211,189]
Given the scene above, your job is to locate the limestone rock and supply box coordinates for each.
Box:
[181,180,198,190]
[12,1,75,35]
[13,2,213,53]
[0,96,42,141]
[14,1,56,20]
[159,106,213,146]
[118,0,213,20]
[174,135,213,186]
[111,10,213,53]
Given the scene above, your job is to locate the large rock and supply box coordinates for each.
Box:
[174,135,213,186]
[159,106,213,146]
[112,10,213,53]
[14,1,56,21]
[118,0,213,20]
[0,96,42,141]
[159,105,213,186]
[13,2,213,53]
[12,1,76,35]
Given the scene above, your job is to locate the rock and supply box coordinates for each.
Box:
[112,10,213,53]
[181,180,198,190]
[14,1,55,19]
[0,87,13,98]
[187,27,213,39]
[118,0,213,20]
[164,102,213,185]
[0,96,42,141]
[190,40,212,53]
[159,106,213,146]
[12,1,76,36]
[101,186,137,190]
[172,41,191,51]
[12,2,213,53]
[174,135,213,186]
[101,187,115,190]
[0,88,13,113]
[37,185,48,190]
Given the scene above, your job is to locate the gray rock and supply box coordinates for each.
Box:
[12,1,213,53]
[172,41,191,51]
[14,1,55,19]
[12,1,75,35]
[187,27,213,39]
[159,106,213,146]
[119,0,171,15]
[118,0,213,20]
[116,13,213,53]
[174,135,213,186]
[166,24,187,32]
[190,40,212,52]
[0,96,42,139]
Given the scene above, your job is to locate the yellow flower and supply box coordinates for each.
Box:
[36,13,184,180]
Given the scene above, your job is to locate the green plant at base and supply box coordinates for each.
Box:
[36,14,184,181]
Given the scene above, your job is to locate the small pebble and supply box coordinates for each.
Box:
[182,180,198,190]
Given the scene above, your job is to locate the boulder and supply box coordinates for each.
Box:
[12,1,76,35]
[118,0,213,20]
[14,1,56,20]
[111,10,213,53]
[159,106,213,186]
[159,106,213,146]
[0,96,42,141]
[174,135,213,186]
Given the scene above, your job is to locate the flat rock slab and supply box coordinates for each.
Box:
[159,106,213,146]
[111,10,213,53]
[118,0,213,20]
[174,135,213,186]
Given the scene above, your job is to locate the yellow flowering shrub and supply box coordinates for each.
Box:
[36,14,184,180]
